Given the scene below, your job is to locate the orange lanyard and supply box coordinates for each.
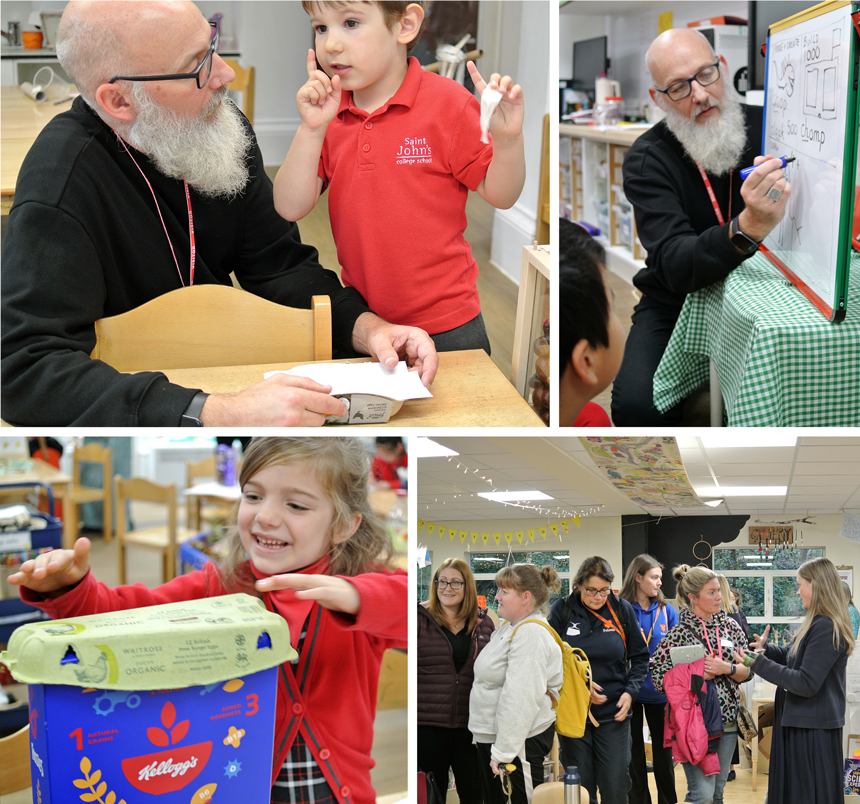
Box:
[591,600,627,652]
[695,161,732,227]
[640,603,665,646]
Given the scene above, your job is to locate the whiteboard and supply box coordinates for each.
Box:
[762,1,859,321]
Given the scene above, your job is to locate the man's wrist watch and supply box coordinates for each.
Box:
[730,216,760,255]
[180,392,209,427]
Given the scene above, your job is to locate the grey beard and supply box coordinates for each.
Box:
[661,82,747,176]
[126,88,253,199]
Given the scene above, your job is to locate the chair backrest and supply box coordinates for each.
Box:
[90,286,332,372]
[115,476,177,534]
[224,58,255,125]
[0,725,31,795]
[186,455,217,488]
[73,441,111,488]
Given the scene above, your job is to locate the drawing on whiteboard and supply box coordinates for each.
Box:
[773,151,803,246]
[774,58,796,96]
[803,25,841,120]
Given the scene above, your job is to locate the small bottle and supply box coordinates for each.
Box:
[563,766,581,804]
[222,445,236,487]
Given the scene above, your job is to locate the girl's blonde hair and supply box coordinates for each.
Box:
[495,564,561,617]
[619,553,667,605]
[427,558,479,632]
[673,564,717,613]
[716,574,734,614]
[220,437,392,592]
[791,557,855,657]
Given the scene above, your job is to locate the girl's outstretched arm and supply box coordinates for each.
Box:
[256,573,360,614]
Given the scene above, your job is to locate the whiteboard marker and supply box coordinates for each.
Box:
[739,156,795,180]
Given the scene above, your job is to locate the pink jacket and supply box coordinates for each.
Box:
[662,658,720,776]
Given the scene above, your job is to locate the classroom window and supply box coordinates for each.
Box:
[417,550,433,602]
[713,546,824,645]
[470,551,570,614]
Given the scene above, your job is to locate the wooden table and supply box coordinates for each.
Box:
[1,84,76,212]
[0,459,75,548]
[158,350,545,427]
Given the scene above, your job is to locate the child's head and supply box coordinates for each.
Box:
[558,219,626,425]
[221,437,392,589]
[302,1,425,51]
[375,436,405,462]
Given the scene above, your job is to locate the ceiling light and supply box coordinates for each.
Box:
[478,491,554,502]
[703,499,724,508]
[699,434,797,449]
[694,486,787,497]
[411,437,459,458]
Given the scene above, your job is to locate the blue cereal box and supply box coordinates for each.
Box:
[1,594,296,804]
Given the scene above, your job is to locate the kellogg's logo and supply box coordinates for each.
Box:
[120,701,211,795]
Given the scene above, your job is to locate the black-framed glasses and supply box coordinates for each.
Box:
[583,587,611,598]
[653,61,721,102]
[435,579,464,590]
[110,22,220,89]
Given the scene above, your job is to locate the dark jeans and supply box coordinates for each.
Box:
[431,311,491,355]
[417,725,483,804]
[476,722,555,804]
[611,295,685,426]
[560,717,631,804]
[630,702,677,804]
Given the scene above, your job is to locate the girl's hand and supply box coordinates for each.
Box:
[255,573,360,615]
[590,681,608,705]
[7,537,91,597]
[296,49,341,132]
[490,760,501,776]
[466,61,524,140]
[749,625,770,651]
[614,692,633,721]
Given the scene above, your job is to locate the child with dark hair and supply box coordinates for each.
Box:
[559,219,626,426]
[371,436,408,489]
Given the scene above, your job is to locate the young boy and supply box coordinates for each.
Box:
[559,219,626,426]
[274,1,525,353]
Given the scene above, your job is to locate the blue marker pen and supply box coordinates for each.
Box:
[739,156,795,180]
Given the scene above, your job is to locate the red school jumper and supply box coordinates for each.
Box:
[21,557,406,804]
[320,57,493,335]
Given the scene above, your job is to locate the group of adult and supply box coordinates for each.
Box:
[418,553,854,804]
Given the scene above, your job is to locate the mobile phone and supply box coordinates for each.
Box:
[670,644,706,665]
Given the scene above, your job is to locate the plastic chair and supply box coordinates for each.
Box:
[0,725,31,796]
[223,58,255,125]
[114,476,195,585]
[64,442,112,544]
[90,285,332,372]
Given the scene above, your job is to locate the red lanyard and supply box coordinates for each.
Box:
[697,617,722,660]
[695,161,732,227]
[591,600,627,651]
[115,132,196,287]
[640,603,665,646]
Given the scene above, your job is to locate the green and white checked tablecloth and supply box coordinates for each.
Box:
[653,251,860,426]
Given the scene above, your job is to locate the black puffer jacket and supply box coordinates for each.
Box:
[417,602,494,728]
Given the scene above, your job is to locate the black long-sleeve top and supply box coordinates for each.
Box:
[1,97,370,426]
[622,105,763,309]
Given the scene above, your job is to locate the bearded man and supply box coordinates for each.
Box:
[611,27,791,426]
[1,0,437,426]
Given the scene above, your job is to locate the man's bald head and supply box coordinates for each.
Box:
[646,28,718,89]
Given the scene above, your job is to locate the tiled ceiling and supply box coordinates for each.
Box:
[417,436,860,522]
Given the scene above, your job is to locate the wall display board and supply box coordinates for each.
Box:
[762,1,860,321]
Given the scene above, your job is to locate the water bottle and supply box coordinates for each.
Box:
[563,766,581,804]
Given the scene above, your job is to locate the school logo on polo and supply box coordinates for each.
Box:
[396,136,433,165]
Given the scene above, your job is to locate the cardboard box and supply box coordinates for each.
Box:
[1,594,296,804]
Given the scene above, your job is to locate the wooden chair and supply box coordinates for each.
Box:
[114,476,195,585]
[537,113,550,244]
[90,285,332,372]
[64,442,113,544]
[185,455,238,533]
[224,58,255,125]
[0,725,31,796]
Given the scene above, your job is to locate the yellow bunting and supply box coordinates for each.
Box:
[428,523,436,537]
[481,533,490,546]
[438,526,447,540]
[573,516,580,528]
[539,526,547,540]
[493,533,501,545]
[460,530,468,543]
[561,519,569,532]
[527,529,536,543]
[658,10,673,33]
[516,531,524,544]
[550,523,559,538]
[418,519,425,531]
[471,532,479,544]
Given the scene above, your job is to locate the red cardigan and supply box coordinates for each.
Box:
[21,559,407,804]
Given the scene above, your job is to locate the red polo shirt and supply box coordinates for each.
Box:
[319,57,493,334]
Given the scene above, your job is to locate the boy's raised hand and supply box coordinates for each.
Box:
[7,537,91,597]
[297,48,342,132]
[467,61,524,139]
[255,573,360,615]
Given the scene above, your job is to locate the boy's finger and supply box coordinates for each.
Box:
[467,61,485,89]
[306,48,318,79]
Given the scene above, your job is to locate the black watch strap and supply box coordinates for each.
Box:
[180,392,209,427]
[730,216,760,255]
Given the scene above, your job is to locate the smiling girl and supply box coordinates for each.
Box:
[10,436,405,804]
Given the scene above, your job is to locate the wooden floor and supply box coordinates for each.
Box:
[266,166,520,378]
